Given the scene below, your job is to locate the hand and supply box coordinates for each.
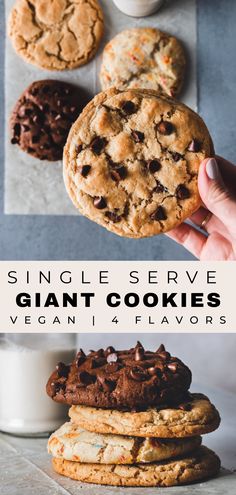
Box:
[166,156,236,260]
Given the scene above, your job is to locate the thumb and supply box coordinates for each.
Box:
[198,157,236,236]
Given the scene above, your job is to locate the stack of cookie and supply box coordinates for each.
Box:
[47,343,221,487]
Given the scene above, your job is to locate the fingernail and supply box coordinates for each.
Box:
[206,158,220,180]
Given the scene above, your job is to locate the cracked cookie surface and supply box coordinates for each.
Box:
[64,87,214,237]
[48,422,201,464]
[8,0,104,70]
[69,394,221,438]
[100,28,186,97]
[52,446,221,486]
[10,80,84,160]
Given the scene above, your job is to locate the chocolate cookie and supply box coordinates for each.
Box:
[69,393,221,438]
[52,446,221,486]
[63,87,214,238]
[8,0,104,71]
[46,343,192,410]
[10,80,84,161]
[100,28,186,96]
[48,421,202,464]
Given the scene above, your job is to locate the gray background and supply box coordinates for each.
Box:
[79,333,236,395]
[0,0,236,260]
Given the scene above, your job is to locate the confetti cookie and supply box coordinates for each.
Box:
[48,422,201,464]
[69,393,220,438]
[8,0,104,70]
[10,80,84,161]
[52,446,221,486]
[63,87,214,238]
[100,28,186,96]
[46,343,192,410]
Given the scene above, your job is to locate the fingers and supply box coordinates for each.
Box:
[190,207,232,241]
[198,158,236,237]
[166,223,207,259]
[167,224,235,260]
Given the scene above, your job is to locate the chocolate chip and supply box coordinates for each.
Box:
[135,347,145,361]
[176,184,190,200]
[107,353,118,363]
[150,206,167,221]
[167,362,178,373]
[131,130,144,143]
[13,123,21,137]
[157,344,165,353]
[172,152,182,162]
[147,159,161,173]
[32,114,42,124]
[179,403,192,411]
[122,100,136,115]
[154,181,168,193]
[90,358,101,369]
[78,371,95,385]
[56,362,70,378]
[80,165,91,177]
[91,137,107,155]
[97,376,116,392]
[42,85,50,94]
[21,124,30,132]
[11,137,19,144]
[130,367,148,381]
[157,121,174,135]
[75,144,82,154]
[32,135,40,144]
[110,166,127,181]
[159,351,171,360]
[135,341,144,350]
[147,366,156,375]
[76,349,86,367]
[94,349,104,358]
[106,346,115,354]
[52,381,66,394]
[94,196,107,209]
[188,139,201,152]
[105,211,122,223]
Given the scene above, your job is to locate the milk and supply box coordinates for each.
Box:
[0,336,76,435]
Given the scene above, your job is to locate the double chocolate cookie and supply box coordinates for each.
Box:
[46,342,192,410]
[63,87,214,237]
[100,28,186,96]
[10,80,84,161]
[8,0,104,71]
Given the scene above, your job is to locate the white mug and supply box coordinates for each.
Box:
[112,0,164,17]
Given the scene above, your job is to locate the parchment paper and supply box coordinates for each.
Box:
[4,0,197,215]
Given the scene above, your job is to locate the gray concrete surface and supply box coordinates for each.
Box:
[0,0,236,260]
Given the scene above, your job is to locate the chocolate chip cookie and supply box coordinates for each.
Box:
[69,393,221,438]
[10,80,84,161]
[46,343,192,410]
[8,0,104,71]
[100,28,186,97]
[52,446,221,486]
[63,87,214,237]
[48,422,201,464]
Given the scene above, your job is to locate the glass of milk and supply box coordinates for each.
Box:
[0,334,76,436]
[112,0,164,17]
